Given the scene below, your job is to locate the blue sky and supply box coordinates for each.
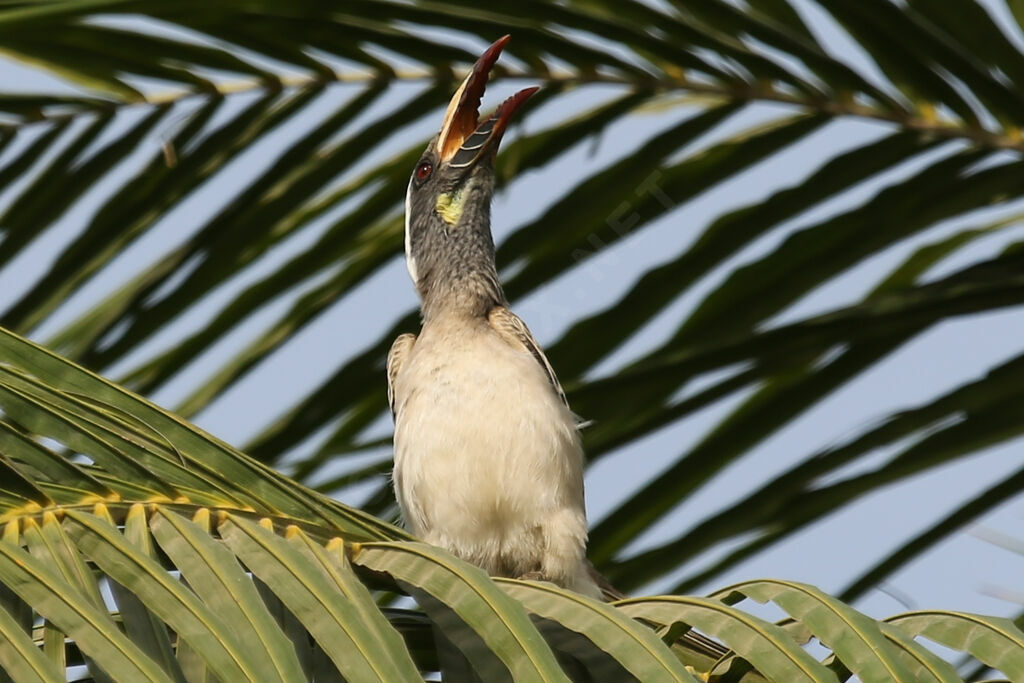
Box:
[0,0,1022,630]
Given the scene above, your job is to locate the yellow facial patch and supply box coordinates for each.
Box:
[435,190,465,226]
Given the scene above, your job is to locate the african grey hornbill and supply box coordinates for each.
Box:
[385,39,727,664]
[385,34,604,598]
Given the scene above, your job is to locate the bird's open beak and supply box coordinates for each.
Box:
[437,35,539,168]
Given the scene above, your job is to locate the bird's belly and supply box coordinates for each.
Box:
[392,338,583,575]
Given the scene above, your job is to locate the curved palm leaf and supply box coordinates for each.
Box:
[0,326,1020,679]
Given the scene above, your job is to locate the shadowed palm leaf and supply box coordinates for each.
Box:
[1,327,1021,680]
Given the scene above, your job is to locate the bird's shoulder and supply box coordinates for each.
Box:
[386,332,417,419]
[486,305,569,410]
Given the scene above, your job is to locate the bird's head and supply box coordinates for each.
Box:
[404,35,538,291]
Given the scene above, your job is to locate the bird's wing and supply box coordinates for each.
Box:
[487,306,570,411]
[584,563,730,661]
[386,333,417,419]
[585,560,626,602]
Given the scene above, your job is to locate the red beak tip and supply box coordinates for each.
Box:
[439,36,536,160]
[504,87,540,111]
[493,86,540,138]
[490,35,512,54]
[476,35,511,76]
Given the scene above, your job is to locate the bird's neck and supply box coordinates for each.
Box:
[417,223,506,321]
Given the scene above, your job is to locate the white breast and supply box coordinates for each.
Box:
[391,318,590,587]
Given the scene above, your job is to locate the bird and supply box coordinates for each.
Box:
[386,35,605,599]
[386,36,731,666]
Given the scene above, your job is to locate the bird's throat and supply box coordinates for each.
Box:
[417,225,506,321]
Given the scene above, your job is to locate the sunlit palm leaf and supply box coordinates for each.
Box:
[0,327,1021,679]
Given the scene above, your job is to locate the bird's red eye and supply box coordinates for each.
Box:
[416,161,433,180]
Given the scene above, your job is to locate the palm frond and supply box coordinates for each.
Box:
[2,319,1021,679]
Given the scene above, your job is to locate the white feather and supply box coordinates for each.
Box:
[404,180,419,284]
